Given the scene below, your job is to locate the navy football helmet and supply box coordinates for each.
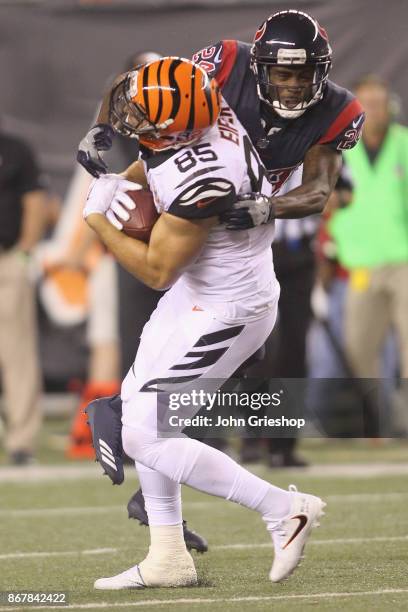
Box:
[251,10,332,118]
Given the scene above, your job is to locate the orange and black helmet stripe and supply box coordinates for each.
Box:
[167,58,182,123]
[142,61,150,118]
[186,62,197,131]
[156,59,173,127]
[152,59,164,124]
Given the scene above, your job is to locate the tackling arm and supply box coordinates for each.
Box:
[86,212,216,291]
[221,144,342,229]
[77,73,127,177]
[96,72,127,125]
[273,145,342,219]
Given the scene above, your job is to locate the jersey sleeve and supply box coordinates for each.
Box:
[317,97,365,151]
[167,175,237,220]
[192,40,238,88]
[150,138,245,220]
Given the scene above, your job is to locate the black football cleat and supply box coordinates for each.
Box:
[85,394,125,485]
[127,488,208,554]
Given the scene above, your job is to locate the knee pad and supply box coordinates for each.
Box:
[122,424,157,466]
[122,424,204,484]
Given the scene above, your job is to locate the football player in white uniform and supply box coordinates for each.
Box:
[82,57,325,589]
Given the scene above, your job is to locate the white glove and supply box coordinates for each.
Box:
[83,173,141,230]
[106,190,141,230]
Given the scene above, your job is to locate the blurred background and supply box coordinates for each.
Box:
[0,0,408,467]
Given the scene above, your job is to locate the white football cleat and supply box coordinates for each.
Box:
[266,485,326,583]
[94,564,145,590]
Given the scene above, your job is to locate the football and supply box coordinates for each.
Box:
[121,188,159,243]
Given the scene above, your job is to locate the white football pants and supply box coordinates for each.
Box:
[121,280,288,526]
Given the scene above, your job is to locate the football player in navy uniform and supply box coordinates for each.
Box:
[77,9,364,557]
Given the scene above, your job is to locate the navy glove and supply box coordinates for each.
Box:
[221,193,274,230]
[77,123,115,178]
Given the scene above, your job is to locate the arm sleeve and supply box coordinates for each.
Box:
[167,177,236,220]
[318,98,365,152]
[192,40,238,88]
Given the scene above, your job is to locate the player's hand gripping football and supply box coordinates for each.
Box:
[77,123,115,178]
[83,173,139,229]
[221,193,274,230]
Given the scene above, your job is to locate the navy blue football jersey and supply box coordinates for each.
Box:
[192,41,365,194]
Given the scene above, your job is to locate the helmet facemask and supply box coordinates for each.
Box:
[252,59,331,119]
[109,74,166,139]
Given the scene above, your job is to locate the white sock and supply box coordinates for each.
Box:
[136,462,182,526]
[123,426,290,522]
[256,485,292,522]
[185,442,291,520]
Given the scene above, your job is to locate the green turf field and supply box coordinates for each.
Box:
[1,437,408,611]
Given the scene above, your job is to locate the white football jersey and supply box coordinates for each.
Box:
[142,101,280,321]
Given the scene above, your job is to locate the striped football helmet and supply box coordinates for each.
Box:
[109,56,221,151]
